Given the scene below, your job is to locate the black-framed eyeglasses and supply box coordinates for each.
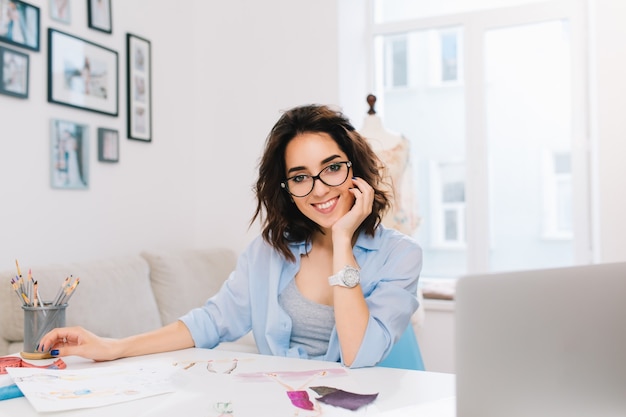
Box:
[281,161,352,198]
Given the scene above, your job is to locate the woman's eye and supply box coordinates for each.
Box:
[292,175,308,184]
[327,163,341,172]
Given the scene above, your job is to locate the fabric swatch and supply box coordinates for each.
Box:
[311,386,379,411]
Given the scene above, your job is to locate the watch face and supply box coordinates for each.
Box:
[342,267,360,288]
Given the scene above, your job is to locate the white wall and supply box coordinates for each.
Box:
[191,0,340,252]
[589,0,626,263]
[0,0,339,268]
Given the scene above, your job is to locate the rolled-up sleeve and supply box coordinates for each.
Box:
[179,243,255,349]
[338,228,422,368]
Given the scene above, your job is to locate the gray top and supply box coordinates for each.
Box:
[278,278,335,357]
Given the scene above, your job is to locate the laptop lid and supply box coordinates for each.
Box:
[455,262,626,417]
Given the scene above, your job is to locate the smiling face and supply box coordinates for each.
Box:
[284,132,355,232]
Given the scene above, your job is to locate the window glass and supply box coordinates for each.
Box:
[486,20,574,271]
[390,36,408,87]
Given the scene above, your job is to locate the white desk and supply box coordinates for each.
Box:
[0,348,455,416]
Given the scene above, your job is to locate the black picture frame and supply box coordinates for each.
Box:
[50,119,89,190]
[97,127,119,162]
[0,45,29,98]
[0,0,40,51]
[87,0,111,33]
[48,28,118,116]
[126,33,152,142]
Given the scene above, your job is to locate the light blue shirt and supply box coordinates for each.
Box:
[179,225,421,368]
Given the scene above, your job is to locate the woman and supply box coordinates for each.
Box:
[38,104,422,368]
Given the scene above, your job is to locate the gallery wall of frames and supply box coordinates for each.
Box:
[0,0,151,190]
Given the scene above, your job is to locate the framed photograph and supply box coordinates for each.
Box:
[0,45,28,98]
[48,28,118,116]
[87,0,111,34]
[50,119,89,190]
[49,0,70,24]
[126,33,152,142]
[97,127,119,162]
[0,0,40,51]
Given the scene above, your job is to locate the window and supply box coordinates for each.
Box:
[384,35,408,88]
[428,28,462,85]
[431,160,466,248]
[542,150,573,239]
[368,0,589,278]
[440,30,459,82]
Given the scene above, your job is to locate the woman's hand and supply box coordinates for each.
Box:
[332,177,374,239]
[37,326,120,362]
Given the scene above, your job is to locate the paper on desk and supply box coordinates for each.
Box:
[6,360,177,413]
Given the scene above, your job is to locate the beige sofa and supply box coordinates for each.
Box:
[1,249,424,358]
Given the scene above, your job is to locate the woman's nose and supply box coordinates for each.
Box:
[310,177,331,196]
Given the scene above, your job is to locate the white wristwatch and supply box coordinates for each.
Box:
[328,265,360,288]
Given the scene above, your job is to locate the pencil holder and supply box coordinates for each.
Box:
[22,303,67,354]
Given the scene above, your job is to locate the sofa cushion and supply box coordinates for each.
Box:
[0,270,25,351]
[141,248,237,326]
[61,256,163,337]
[0,256,162,356]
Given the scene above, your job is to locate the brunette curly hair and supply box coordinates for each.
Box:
[251,104,391,262]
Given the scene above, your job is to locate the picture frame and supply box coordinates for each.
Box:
[0,45,29,98]
[50,119,89,190]
[0,0,40,51]
[49,0,70,24]
[97,127,119,162]
[87,0,111,34]
[126,33,152,142]
[48,28,118,116]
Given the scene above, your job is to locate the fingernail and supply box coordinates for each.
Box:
[50,350,59,356]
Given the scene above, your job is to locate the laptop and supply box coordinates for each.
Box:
[455,262,626,417]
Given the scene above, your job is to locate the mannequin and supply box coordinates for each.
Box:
[359,94,420,236]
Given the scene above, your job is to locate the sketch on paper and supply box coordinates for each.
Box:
[7,361,177,413]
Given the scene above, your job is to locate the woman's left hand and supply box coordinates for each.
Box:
[332,177,375,238]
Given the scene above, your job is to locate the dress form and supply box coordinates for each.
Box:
[359,95,420,235]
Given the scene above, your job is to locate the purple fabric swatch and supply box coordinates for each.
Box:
[311,386,379,411]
